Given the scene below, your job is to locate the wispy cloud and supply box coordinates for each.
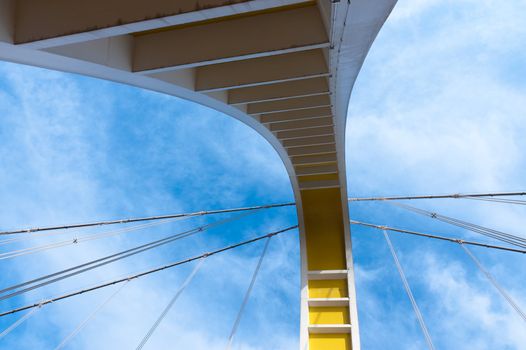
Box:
[0,61,298,350]
[348,0,526,348]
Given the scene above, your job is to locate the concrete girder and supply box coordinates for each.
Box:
[294,163,339,176]
[269,116,333,132]
[275,125,334,140]
[291,153,338,166]
[283,135,335,148]
[14,0,312,48]
[261,106,332,124]
[132,4,329,73]
[193,49,329,92]
[247,95,331,115]
[298,179,340,190]
[228,77,330,105]
[287,143,336,157]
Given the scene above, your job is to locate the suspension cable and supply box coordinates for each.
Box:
[0,216,183,248]
[0,225,298,318]
[350,220,526,254]
[383,230,435,350]
[388,202,526,248]
[348,191,526,202]
[226,236,272,350]
[0,302,43,339]
[136,257,207,350]
[0,217,187,260]
[0,212,252,302]
[54,281,129,350]
[460,244,526,323]
[0,202,295,236]
[464,197,526,205]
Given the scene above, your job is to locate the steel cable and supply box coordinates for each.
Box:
[464,197,526,205]
[0,302,43,339]
[226,236,272,350]
[0,217,186,260]
[0,225,298,318]
[136,257,207,350]
[0,212,253,301]
[53,281,129,350]
[460,244,526,323]
[0,216,183,248]
[388,202,526,248]
[350,220,526,254]
[348,191,526,202]
[0,202,295,236]
[383,230,435,350]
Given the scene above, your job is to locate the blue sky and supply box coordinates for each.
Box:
[0,0,525,349]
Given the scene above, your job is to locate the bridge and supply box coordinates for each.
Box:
[3,1,523,350]
[0,1,397,348]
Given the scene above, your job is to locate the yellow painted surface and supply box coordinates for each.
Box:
[300,180,351,347]
[298,173,339,182]
[308,279,348,298]
[309,334,351,350]
[301,187,347,270]
[309,306,349,325]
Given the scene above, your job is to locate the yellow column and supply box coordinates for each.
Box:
[301,187,353,350]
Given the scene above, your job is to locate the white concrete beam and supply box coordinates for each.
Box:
[298,179,340,190]
[133,5,329,73]
[294,163,339,176]
[288,144,336,157]
[307,270,349,280]
[261,106,332,123]
[275,126,334,140]
[228,77,329,105]
[148,68,196,90]
[308,325,352,334]
[290,153,338,166]
[269,116,333,132]
[308,298,350,307]
[45,35,134,71]
[194,50,329,92]
[247,94,331,115]
[283,134,335,148]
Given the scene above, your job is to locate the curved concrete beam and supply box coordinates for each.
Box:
[0,1,398,348]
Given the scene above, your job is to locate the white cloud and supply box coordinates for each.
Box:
[348,0,526,348]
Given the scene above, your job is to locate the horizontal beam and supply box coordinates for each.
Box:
[133,5,329,73]
[261,106,332,123]
[288,144,336,157]
[275,126,334,140]
[247,94,331,115]
[283,134,335,148]
[228,77,330,105]
[15,0,312,48]
[294,163,338,176]
[308,298,350,307]
[298,172,338,181]
[298,179,340,191]
[307,270,348,280]
[193,49,329,92]
[269,116,333,132]
[308,325,352,334]
[291,153,338,166]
